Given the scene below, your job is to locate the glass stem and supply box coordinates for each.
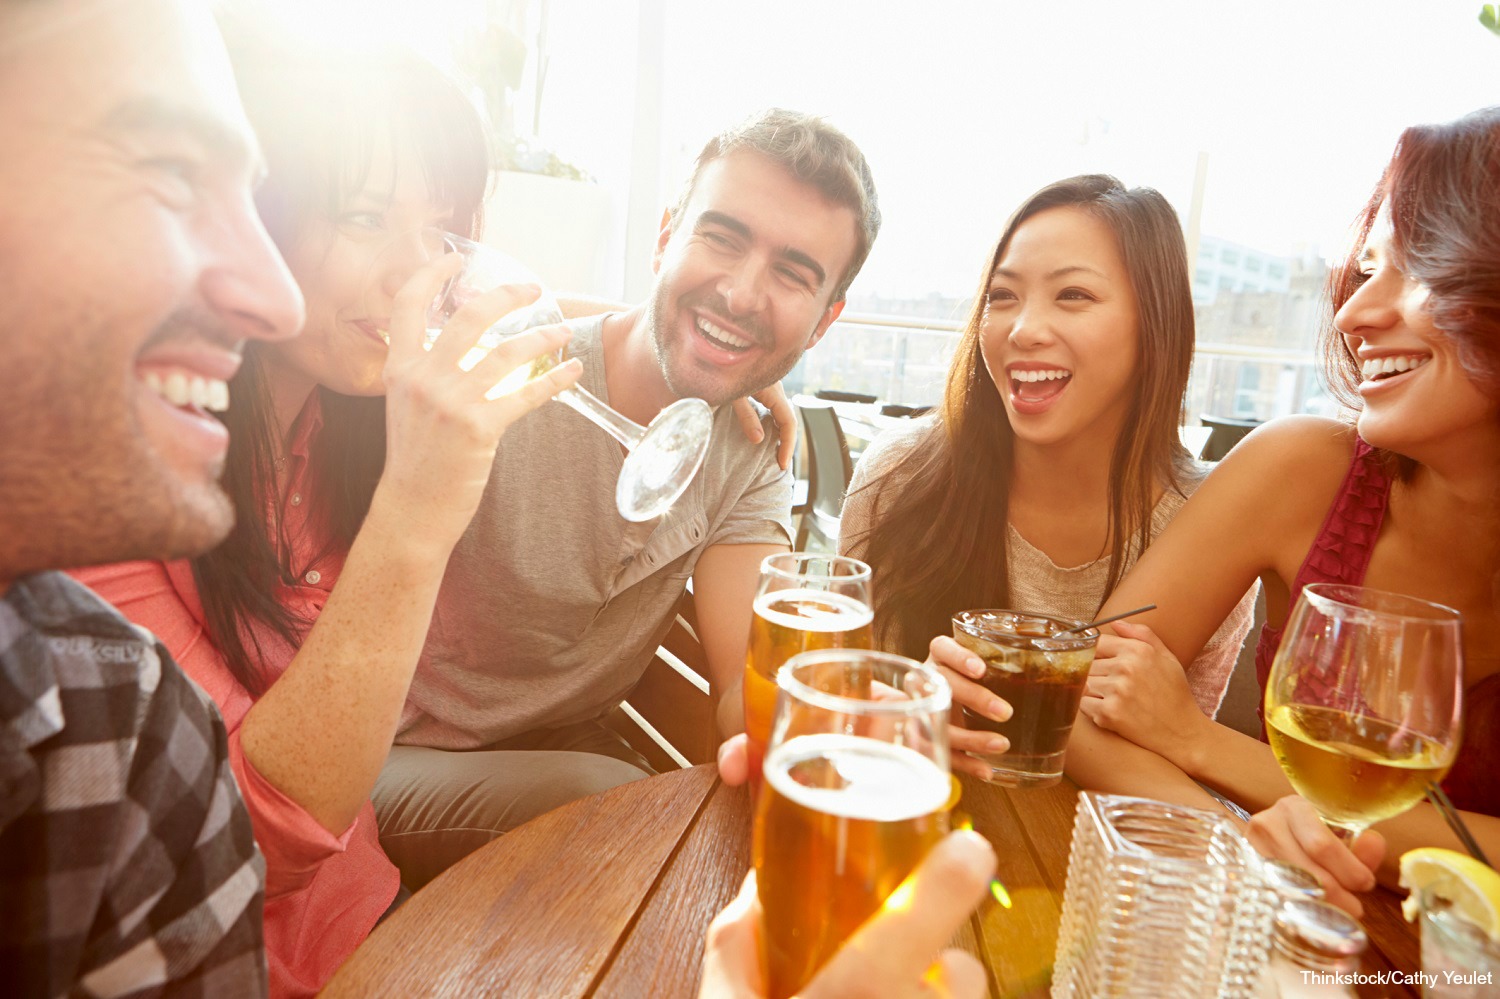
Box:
[556,386,646,450]
[1330,823,1365,844]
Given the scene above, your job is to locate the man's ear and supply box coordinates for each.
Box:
[651,207,673,274]
[805,299,845,350]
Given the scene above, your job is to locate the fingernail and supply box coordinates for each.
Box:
[991,699,1012,722]
[967,657,986,678]
[987,736,1008,753]
[949,829,996,878]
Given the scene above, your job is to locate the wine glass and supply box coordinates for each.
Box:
[1265,583,1465,840]
[368,228,713,522]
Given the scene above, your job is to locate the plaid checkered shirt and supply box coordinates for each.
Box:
[0,572,268,998]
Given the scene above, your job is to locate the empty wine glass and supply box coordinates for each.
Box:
[1265,583,1465,840]
[367,228,713,522]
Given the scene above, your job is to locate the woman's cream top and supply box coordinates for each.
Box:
[840,418,1257,717]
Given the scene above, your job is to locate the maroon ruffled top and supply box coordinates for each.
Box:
[1254,439,1498,817]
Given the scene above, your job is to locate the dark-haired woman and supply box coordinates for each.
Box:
[68,41,599,996]
[842,175,1254,787]
[1003,109,1500,915]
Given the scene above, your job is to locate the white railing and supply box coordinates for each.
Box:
[789,312,1335,422]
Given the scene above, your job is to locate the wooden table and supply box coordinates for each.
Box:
[322,766,1420,997]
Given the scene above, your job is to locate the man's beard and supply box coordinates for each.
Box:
[645,286,807,406]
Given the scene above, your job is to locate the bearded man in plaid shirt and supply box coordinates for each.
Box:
[0,0,305,995]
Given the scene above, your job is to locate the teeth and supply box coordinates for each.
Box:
[1360,355,1428,380]
[164,371,190,406]
[142,368,231,413]
[697,318,751,349]
[1012,369,1070,383]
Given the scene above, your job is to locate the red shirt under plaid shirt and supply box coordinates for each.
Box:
[0,572,267,998]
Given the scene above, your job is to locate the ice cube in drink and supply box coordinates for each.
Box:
[951,609,1098,787]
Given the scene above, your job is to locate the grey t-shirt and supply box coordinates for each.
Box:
[397,314,794,749]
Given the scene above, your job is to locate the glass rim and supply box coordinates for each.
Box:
[776,648,951,717]
[434,229,483,253]
[760,551,872,585]
[952,608,1099,646]
[1418,887,1500,956]
[1301,583,1461,624]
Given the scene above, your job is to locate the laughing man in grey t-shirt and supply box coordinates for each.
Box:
[371,108,882,888]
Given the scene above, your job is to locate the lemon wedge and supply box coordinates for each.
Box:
[1398,847,1500,940]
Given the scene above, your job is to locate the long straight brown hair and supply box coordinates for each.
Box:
[851,175,1197,659]
[191,29,489,695]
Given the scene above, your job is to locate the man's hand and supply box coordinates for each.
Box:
[731,383,797,470]
[717,733,751,787]
[698,831,996,998]
[1247,795,1385,918]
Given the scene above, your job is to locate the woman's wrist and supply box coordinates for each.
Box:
[359,483,467,569]
[1176,712,1223,780]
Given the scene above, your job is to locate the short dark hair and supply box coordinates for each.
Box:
[669,108,880,302]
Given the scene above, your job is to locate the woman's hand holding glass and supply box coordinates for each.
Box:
[377,251,581,552]
[1079,620,1209,760]
[1264,584,1463,841]
[1248,794,1386,919]
[924,635,1013,780]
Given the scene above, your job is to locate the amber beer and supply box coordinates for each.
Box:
[952,610,1098,787]
[754,733,951,998]
[1267,702,1452,831]
[744,588,873,778]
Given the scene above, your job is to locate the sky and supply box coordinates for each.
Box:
[246,0,1500,304]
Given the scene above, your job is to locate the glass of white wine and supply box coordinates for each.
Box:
[1265,583,1465,840]
[370,229,713,522]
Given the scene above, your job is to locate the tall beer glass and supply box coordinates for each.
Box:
[754,649,952,999]
[744,553,873,780]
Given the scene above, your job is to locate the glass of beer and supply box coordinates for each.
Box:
[744,553,873,781]
[364,229,713,522]
[1265,584,1463,839]
[754,649,952,999]
[951,609,1099,787]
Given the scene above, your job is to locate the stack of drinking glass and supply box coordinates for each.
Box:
[1052,792,1280,998]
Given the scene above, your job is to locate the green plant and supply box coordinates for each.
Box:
[453,14,592,182]
[1481,4,1500,36]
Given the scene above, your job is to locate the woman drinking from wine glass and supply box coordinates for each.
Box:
[71,25,810,993]
[983,108,1500,915]
[841,175,1255,793]
[63,34,620,996]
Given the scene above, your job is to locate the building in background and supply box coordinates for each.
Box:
[1191,235,1295,305]
[788,240,1338,425]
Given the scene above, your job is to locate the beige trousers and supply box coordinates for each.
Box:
[373,720,652,890]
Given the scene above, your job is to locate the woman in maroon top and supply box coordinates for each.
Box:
[929,107,1500,917]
